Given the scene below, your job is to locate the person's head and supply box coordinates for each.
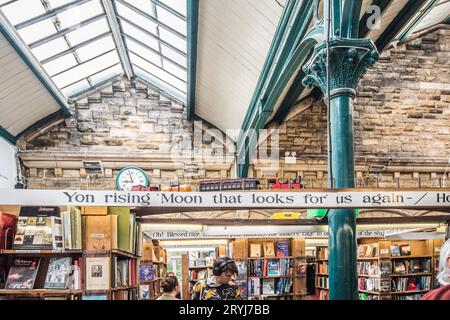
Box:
[437,239,450,286]
[161,275,179,295]
[212,257,238,284]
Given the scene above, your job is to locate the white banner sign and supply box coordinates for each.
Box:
[0,189,449,209]
[146,229,413,240]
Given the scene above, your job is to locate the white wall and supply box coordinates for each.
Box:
[0,137,17,189]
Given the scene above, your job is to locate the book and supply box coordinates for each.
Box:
[82,294,108,300]
[84,215,114,251]
[250,244,261,258]
[235,260,247,279]
[393,261,406,274]
[400,244,411,256]
[263,242,275,257]
[70,206,82,250]
[261,278,275,295]
[390,244,400,257]
[44,257,72,289]
[139,264,155,282]
[85,256,110,291]
[0,212,17,250]
[275,241,289,257]
[267,260,280,276]
[5,257,40,289]
[140,284,151,300]
[108,207,131,253]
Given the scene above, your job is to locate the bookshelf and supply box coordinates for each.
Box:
[138,239,168,300]
[315,245,329,300]
[357,239,436,300]
[231,238,306,300]
[0,249,83,300]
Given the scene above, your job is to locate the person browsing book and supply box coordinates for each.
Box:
[157,275,180,300]
[192,257,241,300]
[167,272,181,299]
[421,239,450,300]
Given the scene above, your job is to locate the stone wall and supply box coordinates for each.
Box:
[255,26,450,189]
[19,77,233,190]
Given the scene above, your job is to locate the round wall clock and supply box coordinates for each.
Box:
[115,167,150,191]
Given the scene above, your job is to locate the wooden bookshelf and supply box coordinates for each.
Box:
[138,239,167,300]
[0,289,82,295]
[0,250,82,255]
[315,245,329,300]
[231,237,306,300]
[189,265,213,269]
[357,239,437,300]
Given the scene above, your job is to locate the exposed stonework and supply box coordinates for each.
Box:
[256,26,450,189]
[19,77,233,190]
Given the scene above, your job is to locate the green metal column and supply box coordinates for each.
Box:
[328,93,358,299]
[303,37,379,299]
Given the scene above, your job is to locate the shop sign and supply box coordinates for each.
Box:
[146,229,412,240]
[0,189,449,209]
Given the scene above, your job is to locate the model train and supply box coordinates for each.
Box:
[199,177,303,192]
[130,178,303,192]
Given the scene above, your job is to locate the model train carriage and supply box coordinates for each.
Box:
[199,179,260,191]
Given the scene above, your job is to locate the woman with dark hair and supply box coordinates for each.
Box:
[157,275,180,300]
[192,256,241,300]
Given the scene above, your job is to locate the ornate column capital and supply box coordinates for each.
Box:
[302,37,379,97]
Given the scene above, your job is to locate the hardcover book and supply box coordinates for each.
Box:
[5,257,41,289]
[85,256,110,291]
[275,241,289,257]
[250,244,261,258]
[263,242,275,257]
[44,257,72,289]
[399,244,411,256]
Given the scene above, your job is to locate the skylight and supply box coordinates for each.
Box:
[0,0,187,102]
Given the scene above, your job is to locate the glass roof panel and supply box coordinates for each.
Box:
[116,1,157,34]
[17,19,57,45]
[130,52,186,92]
[61,79,91,97]
[31,37,69,61]
[64,18,110,46]
[125,37,162,66]
[156,5,185,35]
[124,0,152,14]
[160,44,186,68]
[0,0,187,102]
[53,50,120,88]
[90,63,123,86]
[75,35,116,61]
[158,0,186,16]
[1,0,45,25]
[55,1,104,29]
[159,28,186,52]
[133,65,186,102]
[43,53,78,76]
[120,19,159,50]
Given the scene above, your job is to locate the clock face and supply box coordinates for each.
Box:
[116,167,149,191]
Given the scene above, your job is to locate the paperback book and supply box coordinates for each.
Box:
[5,257,41,289]
[44,257,72,289]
